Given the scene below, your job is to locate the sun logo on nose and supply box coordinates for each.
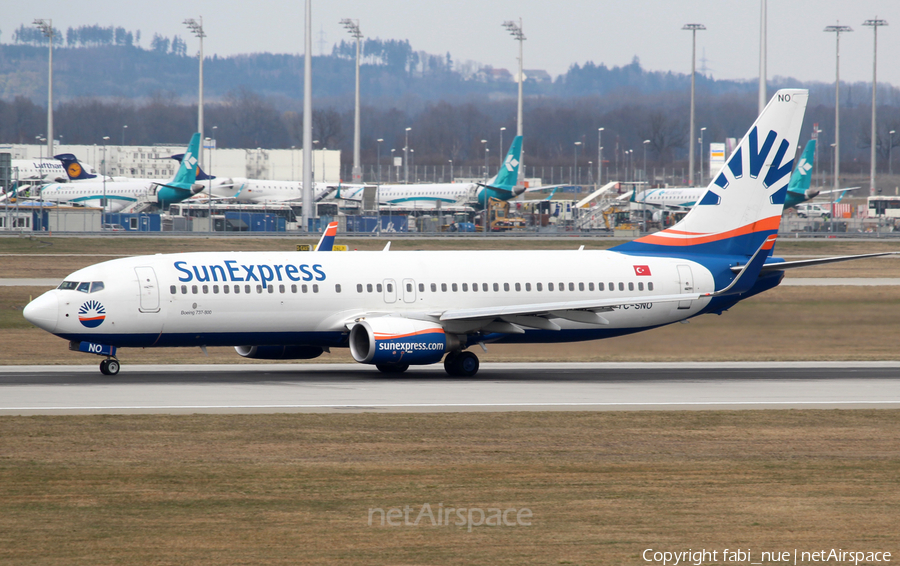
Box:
[78,300,106,328]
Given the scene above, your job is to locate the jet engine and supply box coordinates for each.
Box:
[234,345,324,360]
[349,318,458,366]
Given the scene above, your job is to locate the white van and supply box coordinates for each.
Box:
[795,203,831,219]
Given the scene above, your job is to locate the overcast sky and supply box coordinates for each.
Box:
[7,1,900,86]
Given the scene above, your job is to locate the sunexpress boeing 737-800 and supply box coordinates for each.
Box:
[23,91,893,376]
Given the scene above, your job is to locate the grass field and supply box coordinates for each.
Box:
[0,411,897,565]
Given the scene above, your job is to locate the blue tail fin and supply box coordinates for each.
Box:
[612,89,808,257]
[54,154,97,180]
[156,133,201,208]
[315,221,339,251]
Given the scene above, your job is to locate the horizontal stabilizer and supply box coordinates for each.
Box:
[739,252,900,274]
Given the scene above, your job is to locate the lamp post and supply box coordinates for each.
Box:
[376,138,383,184]
[683,23,706,186]
[503,18,526,188]
[824,23,853,200]
[815,128,823,188]
[340,18,363,184]
[863,17,888,196]
[205,137,212,232]
[699,127,707,185]
[102,136,109,218]
[183,16,206,167]
[448,160,453,182]
[122,124,127,146]
[404,127,411,183]
[890,130,896,175]
[574,141,582,185]
[597,128,604,186]
[390,149,395,183]
[33,19,54,162]
[643,139,651,183]
[376,138,383,233]
[499,126,506,166]
[481,139,488,181]
[410,148,415,182]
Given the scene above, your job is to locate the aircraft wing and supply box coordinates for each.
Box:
[816,186,861,196]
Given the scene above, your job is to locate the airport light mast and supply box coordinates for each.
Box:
[682,23,706,187]
[503,18,526,187]
[404,127,411,184]
[33,19,54,162]
[758,0,767,114]
[863,17,888,196]
[301,0,314,232]
[341,18,363,184]
[597,128,604,186]
[183,17,206,168]
[824,23,852,201]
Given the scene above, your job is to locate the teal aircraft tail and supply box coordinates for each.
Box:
[477,135,522,206]
[783,139,815,210]
[157,133,201,208]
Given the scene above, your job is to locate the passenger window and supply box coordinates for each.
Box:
[302,285,308,293]
[452,283,458,292]
[568,283,575,291]
[609,282,614,291]
[377,284,383,292]
[638,282,644,291]
[537,282,543,291]
[441,283,447,292]
[213,285,219,294]
[224,285,230,294]
[313,284,319,293]
[406,283,413,292]
[515,283,521,291]
[279,284,285,293]
[482,283,488,292]
[291,284,297,293]
[191,285,198,294]
[90,281,104,293]
[234,285,240,294]
[245,285,251,294]
[386,283,393,292]
[628,282,634,291]
[589,282,594,291]
[472,283,478,292]
[462,283,468,292]
[560,283,565,292]
[579,282,585,291]
[419,283,425,292]
[170,285,177,294]
[77,282,91,293]
[431,283,437,292]
[504,283,510,292]
[357,284,363,293]
[335,284,341,293]
[181,285,188,294]
[548,283,554,291]
[367,284,373,293]
[203,285,209,294]
[648,282,654,291]
[257,285,263,294]
[525,282,531,291]
[618,282,625,291]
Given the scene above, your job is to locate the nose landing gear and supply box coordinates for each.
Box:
[443,351,479,377]
[99,358,120,376]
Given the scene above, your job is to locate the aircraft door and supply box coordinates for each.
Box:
[135,266,160,313]
[402,278,417,303]
[676,265,693,309]
[383,279,397,304]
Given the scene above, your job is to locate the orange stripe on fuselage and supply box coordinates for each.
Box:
[633,216,781,247]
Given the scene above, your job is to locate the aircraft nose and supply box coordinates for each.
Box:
[23,291,58,333]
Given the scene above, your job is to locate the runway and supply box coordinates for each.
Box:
[1,362,899,415]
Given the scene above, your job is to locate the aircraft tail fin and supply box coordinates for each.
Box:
[612,89,808,257]
[171,153,214,180]
[315,221,339,251]
[156,133,201,208]
[787,139,815,197]
[54,154,97,180]
[486,135,522,191]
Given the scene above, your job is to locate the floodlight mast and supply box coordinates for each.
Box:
[824,23,853,198]
[503,18,526,187]
[682,23,706,187]
[341,18,363,184]
[758,0,767,114]
[863,17,888,196]
[183,16,206,167]
[301,0,313,232]
[33,19,54,161]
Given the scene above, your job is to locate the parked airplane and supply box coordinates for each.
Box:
[633,139,859,212]
[8,158,69,183]
[37,134,203,212]
[22,90,892,377]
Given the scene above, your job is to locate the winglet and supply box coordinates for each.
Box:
[314,221,339,251]
[709,235,777,297]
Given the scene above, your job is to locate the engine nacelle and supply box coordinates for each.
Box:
[234,345,324,360]
[349,318,458,366]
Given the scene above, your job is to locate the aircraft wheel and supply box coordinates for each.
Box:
[106,359,120,375]
[99,359,110,375]
[443,352,461,376]
[376,363,409,374]
[456,351,480,377]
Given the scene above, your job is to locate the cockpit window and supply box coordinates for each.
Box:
[90,282,105,293]
[58,281,78,290]
[76,282,91,293]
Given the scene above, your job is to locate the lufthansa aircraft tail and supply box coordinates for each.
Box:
[613,89,809,258]
[54,154,97,180]
[477,135,522,206]
[156,133,202,208]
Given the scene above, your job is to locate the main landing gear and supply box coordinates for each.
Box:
[99,358,120,376]
[444,351,479,377]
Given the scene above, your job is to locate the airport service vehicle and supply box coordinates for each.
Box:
[37,134,203,212]
[795,203,831,219]
[633,139,859,212]
[23,91,893,377]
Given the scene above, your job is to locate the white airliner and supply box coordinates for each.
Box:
[9,158,69,183]
[37,134,203,212]
[23,91,892,377]
[208,177,335,204]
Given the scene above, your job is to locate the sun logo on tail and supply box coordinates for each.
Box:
[78,300,106,328]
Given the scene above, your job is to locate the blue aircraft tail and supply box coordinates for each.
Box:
[612,89,808,258]
[156,133,201,208]
[54,154,97,180]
